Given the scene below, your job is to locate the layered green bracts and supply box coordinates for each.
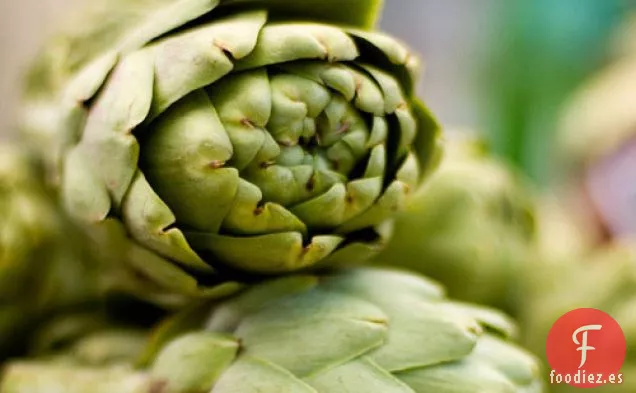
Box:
[1,268,543,393]
[373,137,536,314]
[20,0,441,300]
[0,146,97,360]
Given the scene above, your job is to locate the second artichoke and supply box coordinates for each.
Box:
[373,135,536,314]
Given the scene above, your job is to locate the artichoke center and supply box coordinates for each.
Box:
[138,63,387,235]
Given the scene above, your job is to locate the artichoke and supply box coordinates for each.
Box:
[0,145,99,360]
[1,268,544,393]
[19,0,441,301]
[373,135,536,314]
[10,309,152,367]
[522,243,636,393]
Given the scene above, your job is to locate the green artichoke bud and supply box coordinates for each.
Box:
[522,243,636,393]
[0,145,99,359]
[20,0,442,299]
[373,135,536,314]
[1,146,73,300]
[10,309,148,367]
[1,268,544,393]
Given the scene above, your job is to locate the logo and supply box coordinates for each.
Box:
[572,324,602,368]
[546,308,626,388]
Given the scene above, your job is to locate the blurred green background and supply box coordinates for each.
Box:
[0,0,631,186]
[380,0,628,187]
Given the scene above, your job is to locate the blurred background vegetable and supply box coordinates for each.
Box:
[373,133,537,316]
[0,145,165,363]
[522,241,636,393]
[480,0,626,186]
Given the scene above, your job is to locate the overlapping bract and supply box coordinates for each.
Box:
[373,137,536,314]
[1,268,543,393]
[20,0,441,299]
[0,146,97,360]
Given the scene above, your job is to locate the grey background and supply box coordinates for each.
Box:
[0,0,81,138]
[0,1,492,138]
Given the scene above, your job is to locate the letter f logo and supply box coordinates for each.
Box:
[572,325,602,368]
